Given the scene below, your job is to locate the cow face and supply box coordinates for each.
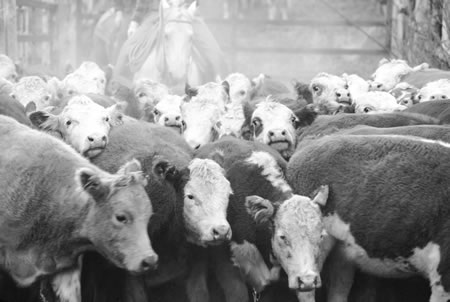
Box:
[183,159,232,246]
[61,73,102,97]
[182,100,223,149]
[354,91,406,114]
[10,76,53,111]
[73,61,106,95]
[389,82,418,107]
[225,73,252,104]
[342,73,369,99]
[29,95,123,158]
[79,160,158,273]
[246,186,329,293]
[416,79,450,103]
[186,81,230,111]
[310,73,352,114]
[370,58,413,91]
[0,54,18,82]
[134,78,169,110]
[250,101,298,159]
[152,94,185,133]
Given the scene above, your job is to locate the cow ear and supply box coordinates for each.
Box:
[292,80,313,104]
[77,168,110,203]
[294,104,317,128]
[311,185,329,207]
[29,111,59,131]
[245,195,275,224]
[25,101,37,114]
[185,83,198,98]
[378,58,389,66]
[250,73,265,98]
[153,159,178,181]
[221,80,230,97]
[107,103,124,126]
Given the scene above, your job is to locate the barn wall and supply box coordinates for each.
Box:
[390,0,450,69]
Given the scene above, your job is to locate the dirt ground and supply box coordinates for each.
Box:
[201,0,388,86]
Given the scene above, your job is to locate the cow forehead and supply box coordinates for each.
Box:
[275,195,323,235]
[63,103,108,120]
[186,158,231,196]
[252,102,293,121]
[421,79,450,92]
[311,74,346,89]
[226,73,251,89]
[155,96,183,112]
[14,77,48,92]
[374,61,411,77]
[182,102,222,121]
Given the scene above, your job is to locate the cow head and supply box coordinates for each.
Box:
[250,99,299,160]
[181,158,232,246]
[370,58,416,91]
[310,72,352,114]
[10,76,54,111]
[79,159,158,273]
[225,73,253,104]
[152,94,185,133]
[29,95,123,158]
[182,98,224,149]
[342,73,370,99]
[215,102,246,139]
[416,79,450,103]
[134,78,169,110]
[0,54,18,83]
[354,91,406,114]
[389,82,419,107]
[185,81,230,110]
[73,61,107,95]
[245,185,329,293]
[60,73,102,98]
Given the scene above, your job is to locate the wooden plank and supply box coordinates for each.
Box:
[0,0,18,58]
[204,18,386,27]
[16,0,56,10]
[385,0,393,52]
[225,47,387,56]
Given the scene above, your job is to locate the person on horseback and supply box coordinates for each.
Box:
[113,0,228,92]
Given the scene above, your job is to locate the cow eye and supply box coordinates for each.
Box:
[252,119,261,127]
[66,120,72,126]
[44,95,50,101]
[115,214,128,224]
[138,92,146,98]
[344,84,349,89]
[100,79,105,84]
[290,116,297,124]
[239,90,246,96]
[417,95,422,100]
[68,90,74,95]
[312,86,320,92]
[363,107,372,113]
[186,194,194,200]
[153,109,160,116]
[105,117,109,122]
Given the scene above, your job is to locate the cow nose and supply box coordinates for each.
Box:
[298,274,321,291]
[212,224,231,241]
[268,129,288,141]
[141,254,159,271]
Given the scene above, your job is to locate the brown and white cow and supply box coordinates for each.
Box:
[416,79,450,103]
[0,115,157,287]
[186,81,230,111]
[152,94,185,132]
[225,72,253,104]
[134,78,170,109]
[29,95,123,158]
[353,91,406,114]
[310,72,352,114]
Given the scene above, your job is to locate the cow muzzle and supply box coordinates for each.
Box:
[205,224,232,245]
[335,89,351,105]
[290,273,321,292]
[267,129,292,150]
[163,115,184,133]
[83,133,107,158]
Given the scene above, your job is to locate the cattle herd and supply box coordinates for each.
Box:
[2,52,450,302]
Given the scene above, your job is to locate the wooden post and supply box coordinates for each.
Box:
[385,0,393,56]
[0,0,18,58]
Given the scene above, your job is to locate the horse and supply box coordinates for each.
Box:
[130,0,224,94]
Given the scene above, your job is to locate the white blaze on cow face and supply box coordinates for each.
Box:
[153,94,184,132]
[73,61,106,95]
[79,160,158,273]
[134,78,170,109]
[0,54,18,82]
[369,58,424,91]
[29,95,123,158]
[354,91,406,114]
[389,82,419,107]
[416,79,450,103]
[251,101,298,159]
[183,158,232,247]
[310,72,352,114]
[225,73,252,104]
[10,76,53,111]
[182,99,224,149]
[245,186,329,293]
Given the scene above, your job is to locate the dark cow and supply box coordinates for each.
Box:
[287,134,450,302]
[296,111,442,148]
[402,68,450,88]
[197,137,328,302]
[404,99,450,124]
[0,115,155,300]
[0,93,31,126]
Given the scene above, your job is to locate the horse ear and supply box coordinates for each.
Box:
[188,1,198,15]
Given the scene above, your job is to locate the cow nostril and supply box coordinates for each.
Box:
[87,136,94,142]
[101,136,106,142]
[194,144,201,150]
[347,93,350,97]
[164,117,169,122]
[175,116,180,121]
[281,130,286,136]
[268,131,275,137]
[336,93,341,97]
[377,84,382,89]
[141,254,158,271]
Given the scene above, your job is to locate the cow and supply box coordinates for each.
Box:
[225,73,253,104]
[73,61,107,95]
[353,91,406,114]
[9,76,54,111]
[29,95,123,158]
[0,93,31,126]
[58,73,103,98]
[134,78,170,109]
[215,101,246,139]
[243,99,305,160]
[389,82,419,107]
[309,72,352,114]
[82,121,234,302]
[250,73,292,100]
[0,54,18,82]
[370,58,429,91]
[404,99,450,124]
[296,111,442,147]
[402,68,450,88]
[416,79,450,103]
[185,81,230,111]
[287,134,450,302]
[152,94,185,132]
[0,115,156,294]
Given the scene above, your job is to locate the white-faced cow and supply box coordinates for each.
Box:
[152,94,185,133]
[249,99,300,160]
[134,78,170,109]
[287,134,450,302]
[29,95,123,158]
[59,73,103,98]
[309,72,352,114]
[370,58,428,91]
[353,91,406,114]
[10,76,54,111]
[416,79,450,103]
[185,81,230,112]
[0,115,156,288]
[225,72,253,104]
[73,61,107,95]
